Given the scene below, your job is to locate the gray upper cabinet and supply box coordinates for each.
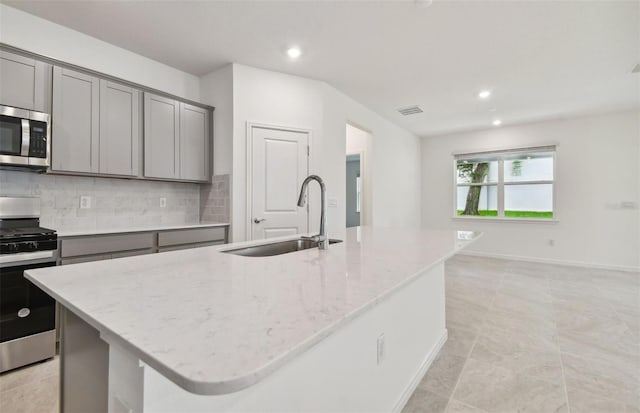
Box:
[180,103,209,181]
[99,80,140,176]
[52,67,141,176]
[0,50,51,112]
[144,93,180,180]
[52,66,99,174]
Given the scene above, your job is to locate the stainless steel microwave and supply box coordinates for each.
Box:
[0,105,50,170]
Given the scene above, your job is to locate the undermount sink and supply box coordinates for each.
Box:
[222,238,342,257]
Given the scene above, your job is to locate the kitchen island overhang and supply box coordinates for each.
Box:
[26,227,480,412]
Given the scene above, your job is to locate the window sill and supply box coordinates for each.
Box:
[452,216,559,224]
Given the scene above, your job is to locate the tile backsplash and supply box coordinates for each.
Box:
[200,174,230,223]
[0,170,200,231]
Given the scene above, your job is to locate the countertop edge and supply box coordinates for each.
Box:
[56,222,230,238]
[26,235,479,396]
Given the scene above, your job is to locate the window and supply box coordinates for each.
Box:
[454,146,555,219]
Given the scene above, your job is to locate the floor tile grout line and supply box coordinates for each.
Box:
[545,274,572,413]
[440,258,638,413]
[551,273,640,362]
[442,262,508,412]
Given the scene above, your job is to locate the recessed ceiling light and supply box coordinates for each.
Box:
[492,119,502,126]
[287,47,302,59]
[478,90,492,100]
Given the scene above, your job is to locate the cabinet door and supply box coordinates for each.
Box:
[52,67,99,173]
[179,102,209,181]
[0,51,51,112]
[144,93,179,179]
[99,80,140,176]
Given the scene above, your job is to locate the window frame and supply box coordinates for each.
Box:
[452,145,558,222]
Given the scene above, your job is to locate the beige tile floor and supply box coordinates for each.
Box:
[404,255,640,413]
[0,256,638,412]
[0,356,58,412]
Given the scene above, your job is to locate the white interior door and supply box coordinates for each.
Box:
[250,125,309,240]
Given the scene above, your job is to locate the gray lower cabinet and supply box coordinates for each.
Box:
[60,232,155,263]
[144,93,210,182]
[52,67,142,176]
[158,227,226,252]
[60,254,113,266]
[0,50,51,112]
[144,93,180,180]
[52,67,99,173]
[59,226,228,265]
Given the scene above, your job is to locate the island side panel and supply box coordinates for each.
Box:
[60,307,109,413]
[123,262,447,412]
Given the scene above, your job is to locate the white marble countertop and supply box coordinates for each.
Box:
[25,227,480,395]
[56,222,229,237]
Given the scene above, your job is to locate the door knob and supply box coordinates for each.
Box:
[254,218,266,224]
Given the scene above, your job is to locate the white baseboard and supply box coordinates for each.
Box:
[458,250,640,273]
[392,329,448,413]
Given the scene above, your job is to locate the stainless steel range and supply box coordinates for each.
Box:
[0,197,57,373]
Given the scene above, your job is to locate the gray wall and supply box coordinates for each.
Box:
[346,158,360,228]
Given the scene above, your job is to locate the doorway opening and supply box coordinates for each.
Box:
[346,123,371,228]
[346,154,361,228]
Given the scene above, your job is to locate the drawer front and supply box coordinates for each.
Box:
[61,254,112,265]
[111,249,152,259]
[158,240,225,253]
[158,227,226,247]
[61,233,154,258]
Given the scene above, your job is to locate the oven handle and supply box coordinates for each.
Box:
[0,250,54,264]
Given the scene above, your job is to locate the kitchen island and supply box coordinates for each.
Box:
[25,227,479,413]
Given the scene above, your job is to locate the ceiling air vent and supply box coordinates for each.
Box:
[632,64,640,74]
[397,105,424,116]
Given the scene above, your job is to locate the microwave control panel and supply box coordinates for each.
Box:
[28,121,48,158]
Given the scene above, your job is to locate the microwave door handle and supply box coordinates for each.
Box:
[21,119,30,156]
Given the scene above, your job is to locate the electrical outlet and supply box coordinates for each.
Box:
[160,197,167,208]
[79,195,91,209]
[377,334,385,365]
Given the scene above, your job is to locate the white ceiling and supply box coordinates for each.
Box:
[5,0,640,137]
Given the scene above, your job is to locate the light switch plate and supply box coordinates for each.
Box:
[328,198,338,208]
[160,197,167,208]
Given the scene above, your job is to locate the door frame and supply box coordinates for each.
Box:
[245,122,312,241]
[346,121,373,227]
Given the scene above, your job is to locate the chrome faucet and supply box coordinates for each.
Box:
[297,175,329,250]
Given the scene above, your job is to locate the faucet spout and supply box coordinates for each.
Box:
[296,175,329,250]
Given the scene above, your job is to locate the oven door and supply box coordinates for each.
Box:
[0,260,56,343]
[0,106,30,166]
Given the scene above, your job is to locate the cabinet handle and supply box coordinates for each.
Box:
[253,218,266,224]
